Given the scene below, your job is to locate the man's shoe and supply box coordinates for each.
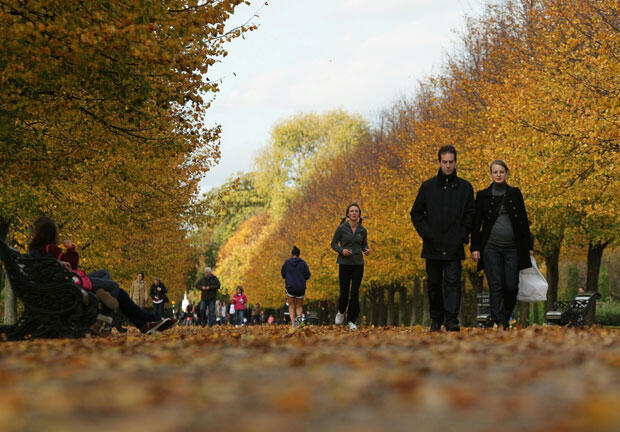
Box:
[159,318,178,332]
[335,312,344,325]
[348,321,358,330]
[141,318,168,334]
[430,321,442,332]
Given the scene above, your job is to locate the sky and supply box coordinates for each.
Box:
[200,0,488,191]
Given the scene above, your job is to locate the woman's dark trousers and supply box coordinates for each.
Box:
[425,260,462,327]
[153,302,164,319]
[483,243,519,328]
[88,269,156,329]
[338,264,364,323]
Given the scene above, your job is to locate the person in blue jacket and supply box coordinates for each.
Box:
[281,246,311,327]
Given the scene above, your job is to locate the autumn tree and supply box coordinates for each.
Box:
[0,1,256,305]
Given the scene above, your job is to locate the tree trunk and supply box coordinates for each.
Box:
[377,286,386,326]
[361,293,368,326]
[534,223,564,311]
[386,285,396,326]
[410,277,421,326]
[3,272,17,325]
[518,301,529,327]
[398,284,407,326]
[0,215,10,241]
[370,286,379,326]
[422,279,430,326]
[586,240,608,293]
[318,300,328,324]
[327,301,337,325]
[467,269,483,326]
[543,245,560,312]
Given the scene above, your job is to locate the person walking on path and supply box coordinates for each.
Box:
[130,272,149,308]
[410,145,475,332]
[231,286,247,326]
[150,278,169,319]
[281,246,311,327]
[471,160,534,329]
[331,202,370,330]
[195,267,221,327]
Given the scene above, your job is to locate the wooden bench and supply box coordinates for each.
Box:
[305,311,319,325]
[0,240,100,340]
[546,292,601,328]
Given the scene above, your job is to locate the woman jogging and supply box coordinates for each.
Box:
[281,246,311,327]
[330,202,370,330]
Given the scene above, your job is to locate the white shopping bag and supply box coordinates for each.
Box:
[517,256,548,302]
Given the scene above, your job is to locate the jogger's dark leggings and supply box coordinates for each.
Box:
[338,264,364,323]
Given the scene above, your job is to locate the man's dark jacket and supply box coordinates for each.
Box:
[196,274,221,301]
[470,183,534,271]
[410,169,475,261]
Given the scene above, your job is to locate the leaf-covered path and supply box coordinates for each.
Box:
[1,326,619,431]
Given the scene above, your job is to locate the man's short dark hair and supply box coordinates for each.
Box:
[438,145,457,161]
[291,246,300,256]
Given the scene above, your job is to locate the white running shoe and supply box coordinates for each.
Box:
[348,322,358,330]
[335,312,344,325]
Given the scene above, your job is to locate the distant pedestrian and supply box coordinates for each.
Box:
[281,246,311,327]
[150,278,169,319]
[411,145,475,332]
[182,304,195,326]
[219,301,227,324]
[195,267,221,327]
[231,286,248,326]
[228,302,235,325]
[331,202,370,330]
[253,303,264,325]
[130,272,149,308]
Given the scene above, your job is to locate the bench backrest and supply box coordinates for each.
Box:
[0,240,98,340]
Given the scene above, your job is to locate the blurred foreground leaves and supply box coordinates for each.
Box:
[0,326,618,431]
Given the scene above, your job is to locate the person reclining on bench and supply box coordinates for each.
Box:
[28,216,177,335]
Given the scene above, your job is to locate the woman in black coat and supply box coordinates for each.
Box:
[150,278,169,319]
[471,160,534,329]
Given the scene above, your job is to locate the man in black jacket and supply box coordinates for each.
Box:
[196,267,221,327]
[410,145,475,332]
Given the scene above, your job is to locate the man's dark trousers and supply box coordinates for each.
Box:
[199,300,207,326]
[199,299,217,327]
[426,259,462,326]
[206,299,216,326]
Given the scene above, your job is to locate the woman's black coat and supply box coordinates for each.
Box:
[150,282,170,303]
[470,183,534,271]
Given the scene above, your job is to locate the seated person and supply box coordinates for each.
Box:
[28,216,177,335]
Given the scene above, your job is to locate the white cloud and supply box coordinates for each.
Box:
[200,0,487,189]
